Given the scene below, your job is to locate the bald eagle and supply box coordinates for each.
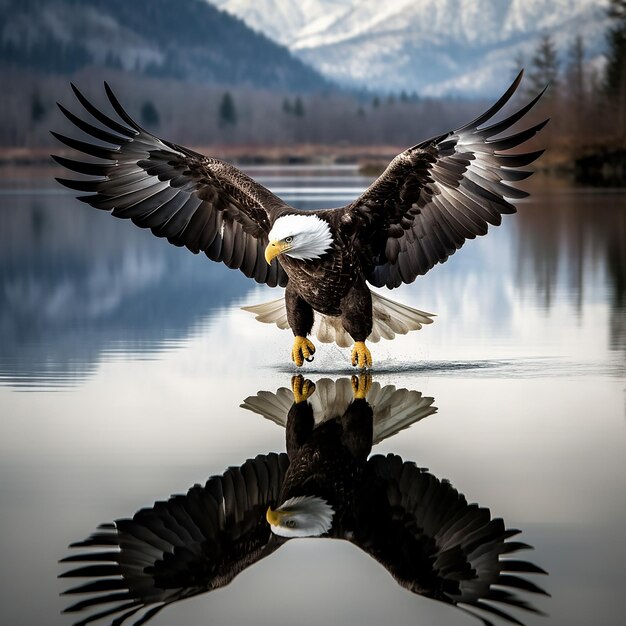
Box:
[60,377,548,626]
[53,72,546,368]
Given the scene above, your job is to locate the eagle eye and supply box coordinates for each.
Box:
[284,236,293,244]
[284,519,297,528]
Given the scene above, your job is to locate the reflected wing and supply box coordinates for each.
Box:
[59,453,290,626]
[52,83,288,287]
[365,383,437,444]
[346,71,547,288]
[241,378,436,443]
[349,454,548,625]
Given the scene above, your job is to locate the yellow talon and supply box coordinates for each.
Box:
[291,336,316,367]
[351,373,372,399]
[351,341,372,369]
[291,374,316,403]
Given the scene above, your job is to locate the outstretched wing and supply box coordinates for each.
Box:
[346,71,547,289]
[59,453,290,626]
[349,454,549,625]
[52,83,288,287]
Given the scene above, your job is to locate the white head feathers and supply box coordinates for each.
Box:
[268,214,333,261]
[267,495,334,538]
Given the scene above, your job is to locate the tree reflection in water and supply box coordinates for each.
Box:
[515,191,625,355]
[60,376,548,626]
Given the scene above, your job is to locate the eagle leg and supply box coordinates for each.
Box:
[292,336,316,367]
[291,374,316,403]
[285,285,315,366]
[351,341,372,370]
[340,282,373,369]
[351,373,372,399]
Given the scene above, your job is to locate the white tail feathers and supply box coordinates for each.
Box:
[241,291,435,348]
[241,378,437,445]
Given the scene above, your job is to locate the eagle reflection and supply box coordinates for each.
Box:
[60,376,547,626]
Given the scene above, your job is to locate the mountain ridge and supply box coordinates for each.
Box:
[211,0,611,96]
[0,0,330,92]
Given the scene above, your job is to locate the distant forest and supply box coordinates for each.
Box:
[517,0,626,175]
[1,66,490,152]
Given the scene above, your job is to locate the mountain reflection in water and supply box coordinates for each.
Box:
[60,376,547,626]
[1,173,622,626]
[0,180,623,387]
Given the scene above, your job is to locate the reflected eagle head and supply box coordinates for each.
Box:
[266,495,334,538]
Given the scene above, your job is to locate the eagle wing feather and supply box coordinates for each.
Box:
[53,83,288,287]
[348,454,548,625]
[346,71,547,289]
[59,453,290,626]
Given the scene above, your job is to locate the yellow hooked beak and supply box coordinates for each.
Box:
[264,240,289,265]
[266,506,285,526]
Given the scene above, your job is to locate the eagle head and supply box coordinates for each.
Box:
[266,495,334,538]
[265,214,333,264]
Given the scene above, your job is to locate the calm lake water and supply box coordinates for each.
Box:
[0,166,625,626]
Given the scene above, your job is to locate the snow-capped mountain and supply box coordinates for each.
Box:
[210,0,611,96]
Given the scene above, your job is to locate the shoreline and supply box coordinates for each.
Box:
[0,144,405,168]
[1,145,624,186]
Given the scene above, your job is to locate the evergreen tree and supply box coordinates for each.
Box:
[372,95,380,108]
[140,101,160,128]
[605,0,626,143]
[527,34,559,96]
[30,92,45,123]
[219,91,237,127]
[567,34,586,105]
[605,0,626,99]
[564,34,587,153]
[282,97,292,114]
[293,96,305,117]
